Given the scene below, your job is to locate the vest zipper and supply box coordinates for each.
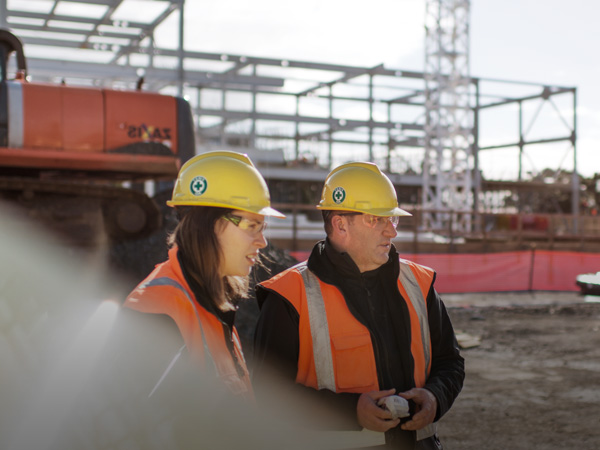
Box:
[361,275,393,389]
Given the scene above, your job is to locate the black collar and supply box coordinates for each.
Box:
[308,238,399,284]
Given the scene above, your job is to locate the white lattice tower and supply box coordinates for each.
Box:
[423,0,474,231]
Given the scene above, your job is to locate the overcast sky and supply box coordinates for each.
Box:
[154,0,597,179]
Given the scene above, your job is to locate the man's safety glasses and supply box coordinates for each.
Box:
[222,213,267,236]
[337,212,400,230]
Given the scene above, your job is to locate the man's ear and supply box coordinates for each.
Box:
[331,214,347,234]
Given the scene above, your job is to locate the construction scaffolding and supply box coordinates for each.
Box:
[423,0,474,232]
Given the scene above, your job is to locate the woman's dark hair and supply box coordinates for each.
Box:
[168,206,248,311]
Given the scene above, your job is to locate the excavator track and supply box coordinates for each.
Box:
[0,177,162,244]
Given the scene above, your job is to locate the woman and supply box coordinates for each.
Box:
[123,150,284,399]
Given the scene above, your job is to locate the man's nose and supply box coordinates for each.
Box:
[383,220,397,238]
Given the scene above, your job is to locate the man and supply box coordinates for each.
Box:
[253,162,464,449]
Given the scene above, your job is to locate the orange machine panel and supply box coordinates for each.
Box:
[104,90,178,153]
[22,83,63,150]
[21,83,105,152]
[61,86,104,152]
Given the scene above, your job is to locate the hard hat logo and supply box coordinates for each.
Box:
[333,187,346,204]
[190,176,207,196]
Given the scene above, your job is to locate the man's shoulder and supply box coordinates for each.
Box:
[399,256,433,270]
[259,260,308,288]
[256,261,313,311]
[398,257,436,278]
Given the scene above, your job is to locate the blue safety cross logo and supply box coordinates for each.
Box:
[190,176,208,196]
[333,187,346,204]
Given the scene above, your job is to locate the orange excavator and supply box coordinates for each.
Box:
[0,29,195,244]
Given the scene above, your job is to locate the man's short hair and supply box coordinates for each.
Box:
[322,210,333,235]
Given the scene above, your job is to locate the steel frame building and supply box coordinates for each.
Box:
[1,0,579,230]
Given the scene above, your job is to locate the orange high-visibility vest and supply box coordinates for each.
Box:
[125,247,253,398]
[259,258,433,393]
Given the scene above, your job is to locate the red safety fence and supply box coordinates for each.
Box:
[288,250,600,293]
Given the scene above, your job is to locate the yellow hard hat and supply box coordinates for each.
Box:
[167,151,285,218]
[317,162,411,216]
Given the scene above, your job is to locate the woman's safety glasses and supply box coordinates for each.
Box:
[222,213,267,236]
[337,212,400,230]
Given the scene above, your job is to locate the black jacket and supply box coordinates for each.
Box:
[253,239,465,448]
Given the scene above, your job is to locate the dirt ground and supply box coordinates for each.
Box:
[437,292,600,450]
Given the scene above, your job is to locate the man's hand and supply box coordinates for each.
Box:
[357,389,401,432]
[398,388,437,431]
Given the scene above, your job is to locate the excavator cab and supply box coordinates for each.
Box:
[0,29,196,244]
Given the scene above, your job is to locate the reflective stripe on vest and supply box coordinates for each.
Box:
[399,259,431,385]
[301,262,436,443]
[396,262,438,440]
[141,276,217,395]
[300,265,336,391]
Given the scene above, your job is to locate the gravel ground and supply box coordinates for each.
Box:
[438,293,600,450]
